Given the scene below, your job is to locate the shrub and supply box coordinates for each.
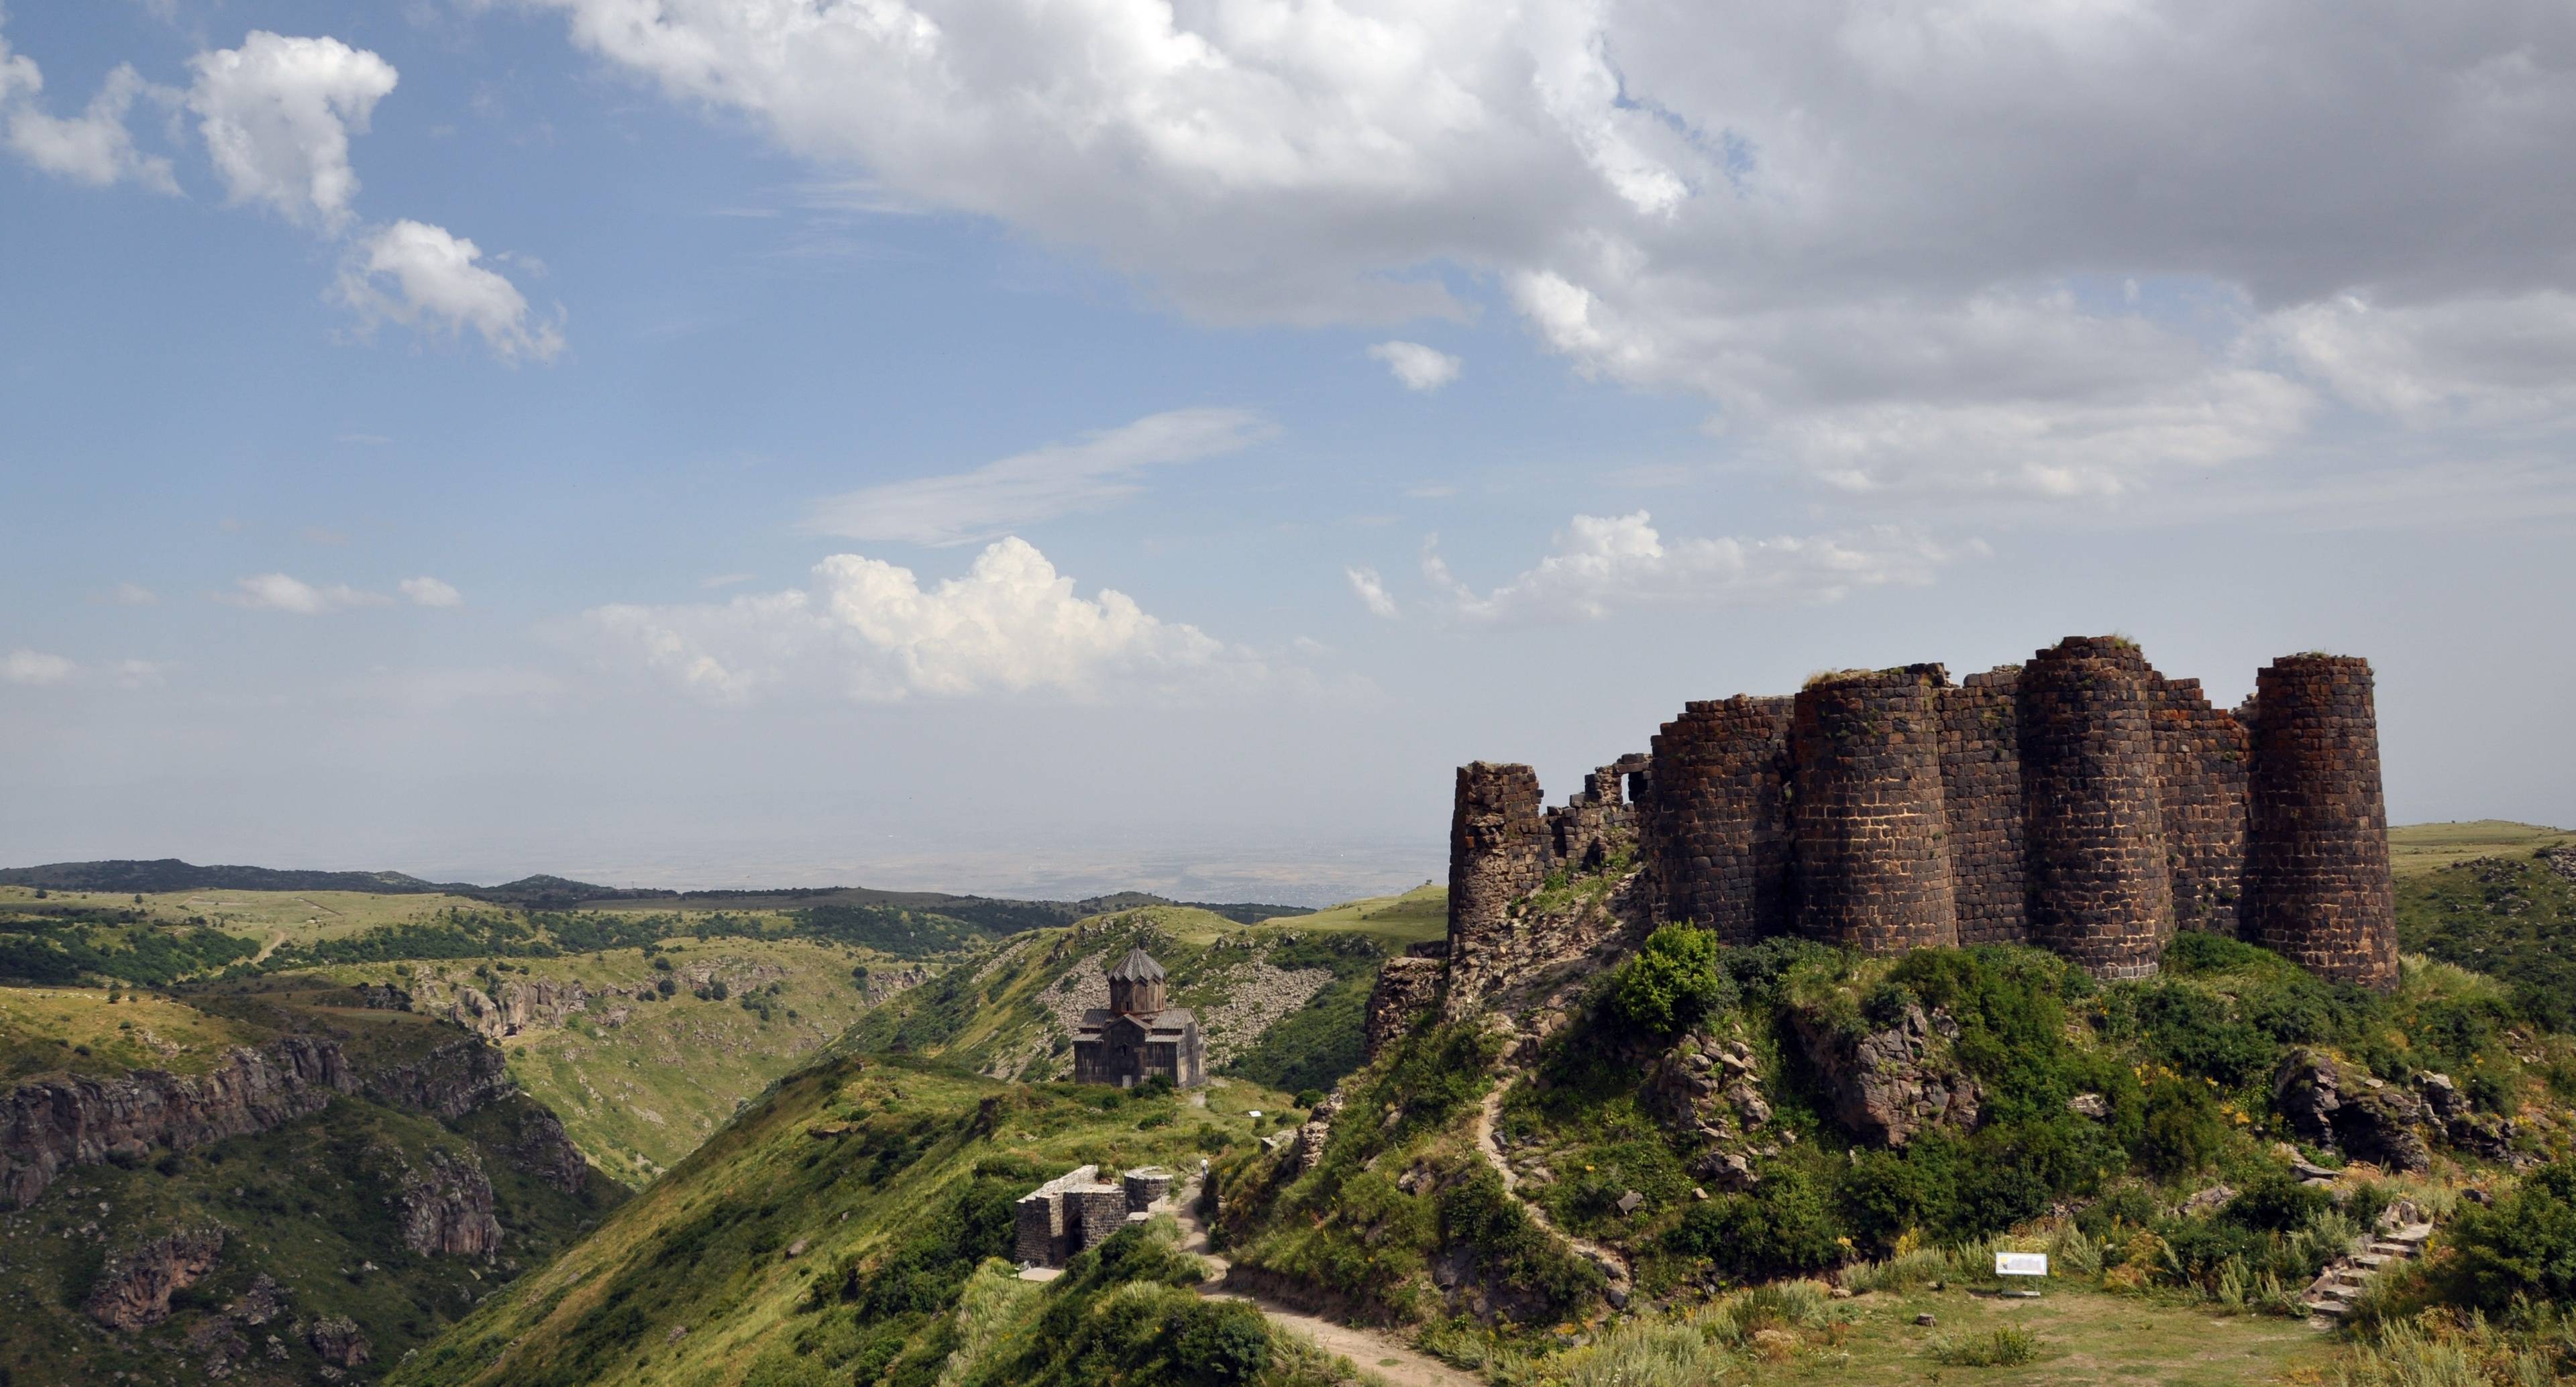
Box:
[2440,1159,2576,1310]
[1607,926,1736,1038]
[1665,1168,1845,1278]
[2133,1077,2229,1178]
[2225,1173,2331,1233]
[1928,1327,2042,1367]
[1172,1299,1270,1383]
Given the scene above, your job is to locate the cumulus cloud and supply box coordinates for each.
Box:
[1422,512,1961,623]
[1344,565,1399,619]
[186,31,394,231]
[0,26,178,193]
[103,581,158,606]
[523,0,2576,504]
[335,220,565,364]
[222,572,390,614]
[586,537,1250,702]
[398,575,464,608]
[3,649,76,685]
[2261,292,2576,428]
[804,408,1273,547]
[1368,341,1462,392]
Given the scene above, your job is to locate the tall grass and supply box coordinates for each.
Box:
[1928,1327,2043,1367]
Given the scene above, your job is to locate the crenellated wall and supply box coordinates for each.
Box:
[2243,655,2399,989]
[1789,667,1959,952]
[1645,698,1794,944]
[1422,636,2401,1003]
[2019,637,2174,980]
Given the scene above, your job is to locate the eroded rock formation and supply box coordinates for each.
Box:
[398,1146,502,1257]
[2273,1049,2431,1172]
[1790,1002,1981,1148]
[1,1036,354,1209]
[360,1036,515,1120]
[84,1227,223,1329]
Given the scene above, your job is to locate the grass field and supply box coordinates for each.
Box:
[1776,1283,2337,1386]
[2386,820,2572,877]
[1277,883,1448,948]
[0,985,272,1081]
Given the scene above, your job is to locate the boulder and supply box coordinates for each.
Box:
[1790,1003,1980,1147]
[2271,1050,2430,1172]
[307,1315,372,1368]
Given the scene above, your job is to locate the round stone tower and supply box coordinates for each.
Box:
[1644,696,1794,943]
[2019,636,2174,980]
[1446,761,1548,952]
[2243,654,2398,990]
[1788,667,1957,951]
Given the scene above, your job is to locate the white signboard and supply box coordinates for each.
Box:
[1994,1252,2049,1278]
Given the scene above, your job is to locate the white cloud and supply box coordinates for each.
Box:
[0,33,178,193]
[3,649,76,685]
[1344,565,1399,619]
[186,31,395,231]
[399,575,464,608]
[103,581,159,606]
[111,659,167,689]
[701,572,755,590]
[337,220,564,364]
[586,537,1251,703]
[523,0,2576,506]
[1368,341,1462,392]
[1424,512,1960,624]
[2260,292,2576,428]
[804,408,1273,547]
[222,572,390,614]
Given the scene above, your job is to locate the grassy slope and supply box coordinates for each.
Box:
[2395,846,2576,1033]
[311,936,891,1183]
[2386,821,2573,878]
[841,895,1438,1093]
[0,985,272,1082]
[387,1056,1307,1387]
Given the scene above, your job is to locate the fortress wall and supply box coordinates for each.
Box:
[2019,637,2174,979]
[1939,668,2029,945]
[1788,668,1959,951]
[1644,696,1794,944]
[1547,757,1644,871]
[2149,675,2253,935]
[1444,762,1550,1015]
[2243,655,2399,990]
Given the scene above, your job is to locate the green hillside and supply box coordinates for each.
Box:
[384,1056,1335,1387]
[842,891,1444,1097]
[2395,843,2576,1031]
[0,984,626,1387]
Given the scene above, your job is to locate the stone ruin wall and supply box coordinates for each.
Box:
[1399,637,2400,1035]
[1939,669,2029,944]
[1789,667,1960,952]
[2243,655,2399,989]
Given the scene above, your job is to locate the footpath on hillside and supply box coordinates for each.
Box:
[1174,1176,1481,1387]
[1473,1081,1633,1293]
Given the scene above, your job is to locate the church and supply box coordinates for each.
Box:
[1071,946,1205,1089]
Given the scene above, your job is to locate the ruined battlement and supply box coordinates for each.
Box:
[1433,636,2398,1007]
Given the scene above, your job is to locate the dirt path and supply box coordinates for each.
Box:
[1472,1082,1631,1290]
[250,930,289,964]
[1175,1178,1481,1387]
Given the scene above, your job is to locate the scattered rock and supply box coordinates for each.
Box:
[2179,1184,2237,1217]
[2067,1092,2109,1119]
[1615,1190,1644,1215]
[786,1237,809,1258]
[229,1272,284,1326]
[1915,1313,1938,1327]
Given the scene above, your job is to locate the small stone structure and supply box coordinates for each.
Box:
[1071,948,1205,1089]
[1421,637,2398,1017]
[1014,1164,1174,1267]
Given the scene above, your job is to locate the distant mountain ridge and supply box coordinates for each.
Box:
[0,858,1311,926]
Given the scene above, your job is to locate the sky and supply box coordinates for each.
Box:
[3,0,2572,905]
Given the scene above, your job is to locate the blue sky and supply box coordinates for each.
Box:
[4,1,2572,902]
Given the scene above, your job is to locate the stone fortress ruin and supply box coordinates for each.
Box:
[1014,1165,1175,1268]
[1373,638,2398,1044]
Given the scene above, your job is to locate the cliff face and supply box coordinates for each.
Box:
[361,1037,516,1120]
[447,979,591,1039]
[0,1037,354,1209]
[398,1147,502,1258]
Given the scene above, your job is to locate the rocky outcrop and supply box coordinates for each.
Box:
[1644,1030,1773,1184]
[1790,1003,1980,1148]
[352,983,412,1009]
[1,1036,355,1209]
[861,964,930,1005]
[504,1099,594,1193]
[447,978,590,1039]
[398,1146,502,1257]
[2273,1049,2431,1172]
[2542,845,2576,887]
[308,1315,372,1368]
[229,1272,285,1325]
[84,1227,223,1329]
[1364,955,1446,1058]
[361,1037,515,1120]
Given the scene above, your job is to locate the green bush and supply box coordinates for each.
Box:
[1929,1327,2042,1367]
[1606,926,1736,1038]
[1664,1167,1845,1278]
[2441,1160,2576,1310]
[2134,1077,2229,1178]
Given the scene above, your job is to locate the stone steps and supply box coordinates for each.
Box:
[2305,1223,2435,1327]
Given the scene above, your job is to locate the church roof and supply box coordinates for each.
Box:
[1107,946,1166,983]
[1073,1006,1197,1038]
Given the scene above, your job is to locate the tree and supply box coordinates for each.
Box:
[1607,924,1737,1037]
